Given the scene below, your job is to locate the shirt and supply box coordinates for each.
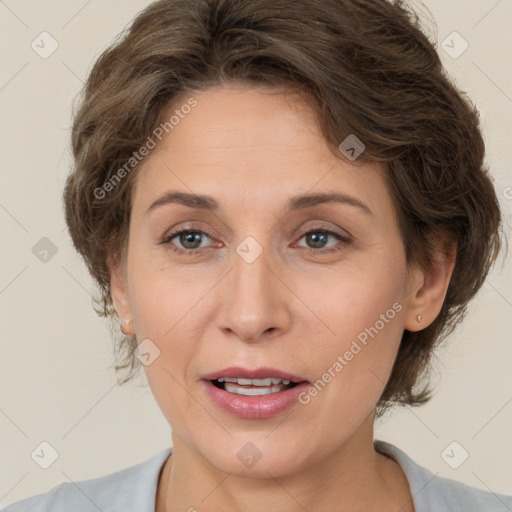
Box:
[3,440,511,511]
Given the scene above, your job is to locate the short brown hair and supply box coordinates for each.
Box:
[63,0,503,413]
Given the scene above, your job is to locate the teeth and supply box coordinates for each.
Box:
[216,377,292,386]
[252,378,272,386]
[224,383,283,396]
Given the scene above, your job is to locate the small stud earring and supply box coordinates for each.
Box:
[120,318,132,335]
[416,315,422,323]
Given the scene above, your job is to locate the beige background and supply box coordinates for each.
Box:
[1,0,511,507]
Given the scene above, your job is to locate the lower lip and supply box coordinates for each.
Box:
[202,380,310,419]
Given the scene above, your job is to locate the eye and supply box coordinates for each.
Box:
[160,228,217,255]
[159,226,351,257]
[295,228,350,254]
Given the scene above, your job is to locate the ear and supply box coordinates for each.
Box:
[404,240,456,332]
[107,252,135,337]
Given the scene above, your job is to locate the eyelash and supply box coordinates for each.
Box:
[159,226,351,257]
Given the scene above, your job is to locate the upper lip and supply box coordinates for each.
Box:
[201,366,308,383]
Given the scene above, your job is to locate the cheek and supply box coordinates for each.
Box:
[296,254,407,412]
[127,241,209,339]
[130,267,207,430]
[125,248,208,405]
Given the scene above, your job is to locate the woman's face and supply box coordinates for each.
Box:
[113,83,424,477]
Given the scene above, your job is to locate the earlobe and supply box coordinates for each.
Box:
[107,253,135,337]
[120,318,134,336]
[404,242,456,332]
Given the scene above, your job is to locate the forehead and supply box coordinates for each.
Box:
[131,84,390,215]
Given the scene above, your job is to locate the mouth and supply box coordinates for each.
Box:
[201,367,310,419]
[210,377,299,396]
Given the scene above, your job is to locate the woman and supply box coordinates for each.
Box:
[4,0,510,510]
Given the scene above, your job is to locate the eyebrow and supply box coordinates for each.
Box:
[146,190,372,215]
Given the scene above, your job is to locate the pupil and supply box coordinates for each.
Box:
[181,232,201,248]
[307,232,327,248]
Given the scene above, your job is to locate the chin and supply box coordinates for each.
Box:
[191,434,315,479]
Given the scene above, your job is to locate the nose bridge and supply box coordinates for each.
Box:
[217,234,290,341]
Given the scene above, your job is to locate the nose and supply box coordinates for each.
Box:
[216,242,292,343]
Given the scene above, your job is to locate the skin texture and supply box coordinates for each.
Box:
[109,83,455,511]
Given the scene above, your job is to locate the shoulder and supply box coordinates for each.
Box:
[2,448,172,512]
[375,440,512,511]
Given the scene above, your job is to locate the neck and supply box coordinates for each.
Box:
[155,415,414,512]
